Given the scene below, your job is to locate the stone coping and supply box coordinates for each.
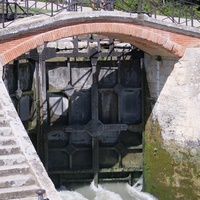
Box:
[0,10,200,40]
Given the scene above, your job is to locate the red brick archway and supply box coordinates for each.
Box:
[0,21,199,66]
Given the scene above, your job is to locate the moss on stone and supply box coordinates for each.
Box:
[143,117,174,199]
[143,116,200,200]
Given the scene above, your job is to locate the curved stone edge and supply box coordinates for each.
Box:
[1,11,200,39]
[0,68,62,200]
[0,22,186,67]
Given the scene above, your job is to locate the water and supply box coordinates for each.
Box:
[58,176,157,200]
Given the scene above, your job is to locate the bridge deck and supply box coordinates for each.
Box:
[0,10,199,68]
[1,0,200,29]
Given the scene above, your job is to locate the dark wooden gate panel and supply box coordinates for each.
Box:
[3,38,144,187]
[47,58,143,186]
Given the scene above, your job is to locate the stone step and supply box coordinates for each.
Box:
[0,117,9,126]
[11,198,38,200]
[0,145,21,155]
[0,136,16,145]
[0,127,13,136]
[0,185,40,199]
[0,154,26,166]
[0,164,30,177]
[0,111,4,116]
[0,174,36,188]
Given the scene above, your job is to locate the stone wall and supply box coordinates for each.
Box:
[143,49,200,199]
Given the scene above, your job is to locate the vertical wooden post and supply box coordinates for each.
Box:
[37,44,48,169]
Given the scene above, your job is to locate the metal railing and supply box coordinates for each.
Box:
[0,0,200,28]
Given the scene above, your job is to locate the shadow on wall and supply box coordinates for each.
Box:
[2,48,178,189]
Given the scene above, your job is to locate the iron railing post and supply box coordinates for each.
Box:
[6,0,8,19]
[51,0,53,16]
[26,0,29,16]
[122,0,124,10]
[138,0,142,14]
[172,0,175,23]
[2,0,5,28]
[178,1,181,24]
[191,8,194,27]
[186,10,188,26]
[14,1,17,19]
[57,0,59,11]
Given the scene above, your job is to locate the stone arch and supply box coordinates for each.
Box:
[0,22,188,66]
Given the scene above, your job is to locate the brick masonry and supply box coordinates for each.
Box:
[0,12,200,67]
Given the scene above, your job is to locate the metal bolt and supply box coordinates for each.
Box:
[36,189,46,200]
[15,88,22,100]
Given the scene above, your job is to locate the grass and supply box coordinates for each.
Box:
[0,2,51,16]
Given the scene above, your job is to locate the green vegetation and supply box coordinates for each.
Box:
[143,116,200,199]
[0,2,51,18]
[0,0,199,19]
[114,0,200,18]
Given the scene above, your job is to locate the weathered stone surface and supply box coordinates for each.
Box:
[0,127,12,136]
[0,174,36,188]
[0,185,39,199]
[0,78,62,200]
[0,136,16,145]
[143,48,200,199]
[0,145,21,155]
[0,154,26,166]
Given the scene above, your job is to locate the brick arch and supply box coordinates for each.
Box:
[0,21,198,66]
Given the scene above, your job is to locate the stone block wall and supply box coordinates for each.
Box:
[143,49,200,199]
